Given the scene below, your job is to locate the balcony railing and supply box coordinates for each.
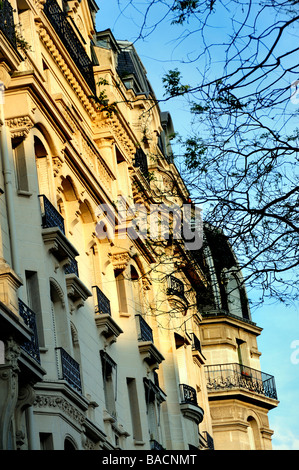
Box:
[191,333,202,354]
[56,347,82,393]
[93,285,111,315]
[205,363,277,400]
[136,315,153,342]
[0,0,17,48]
[150,439,165,451]
[43,0,96,93]
[18,299,40,364]
[133,147,149,180]
[167,275,185,300]
[202,309,256,326]
[203,431,214,450]
[65,257,79,277]
[39,194,65,234]
[179,383,198,406]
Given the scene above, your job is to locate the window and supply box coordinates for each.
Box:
[50,279,68,350]
[130,266,143,315]
[143,378,165,447]
[226,274,242,317]
[100,350,117,417]
[247,417,260,449]
[14,140,29,192]
[115,272,128,314]
[25,270,44,347]
[35,138,50,197]
[64,437,77,450]
[127,378,143,442]
[40,433,54,450]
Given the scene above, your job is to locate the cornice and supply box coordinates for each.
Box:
[94,114,136,164]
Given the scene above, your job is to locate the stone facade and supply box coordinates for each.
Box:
[0,0,278,450]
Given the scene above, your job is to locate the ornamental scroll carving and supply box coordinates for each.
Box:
[6,116,34,141]
[34,395,85,425]
[108,251,130,272]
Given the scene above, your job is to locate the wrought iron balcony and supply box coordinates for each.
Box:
[0,0,17,48]
[191,332,202,354]
[18,299,40,364]
[136,314,153,342]
[179,383,198,406]
[203,431,214,450]
[39,194,65,234]
[43,0,96,93]
[133,147,149,180]
[205,363,277,400]
[167,275,185,300]
[93,285,111,315]
[65,257,79,277]
[56,347,82,393]
[150,439,165,451]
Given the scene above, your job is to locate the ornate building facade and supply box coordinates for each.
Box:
[0,0,278,450]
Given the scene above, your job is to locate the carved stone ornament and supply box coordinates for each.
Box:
[108,251,130,272]
[5,338,21,372]
[34,395,85,425]
[6,116,34,141]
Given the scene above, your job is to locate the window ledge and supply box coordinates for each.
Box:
[41,227,79,263]
[95,314,123,344]
[138,341,164,368]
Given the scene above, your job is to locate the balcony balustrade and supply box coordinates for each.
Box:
[65,257,79,277]
[179,383,198,406]
[56,347,82,393]
[43,0,96,93]
[205,363,277,400]
[18,299,40,364]
[39,194,65,234]
[136,314,153,343]
[150,439,165,451]
[167,275,185,300]
[203,431,214,450]
[93,285,111,315]
[179,383,204,424]
[137,317,164,367]
[0,0,17,48]
[191,332,202,354]
[133,147,149,180]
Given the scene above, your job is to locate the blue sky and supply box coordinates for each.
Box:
[96,0,299,450]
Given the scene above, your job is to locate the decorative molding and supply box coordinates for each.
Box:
[34,394,86,425]
[95,114,136,162]
[5,116,34,141]
[108,250,130,272]
[36,22,97,119]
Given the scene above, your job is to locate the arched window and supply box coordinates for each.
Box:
[64,437,77,450]
[226,273,242,318]
[247,416,261,450]
[70,322,81,369]
[35,136,50,198]
[115,272,128,315]
[50,279,69,350]
[130,266,143,315]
